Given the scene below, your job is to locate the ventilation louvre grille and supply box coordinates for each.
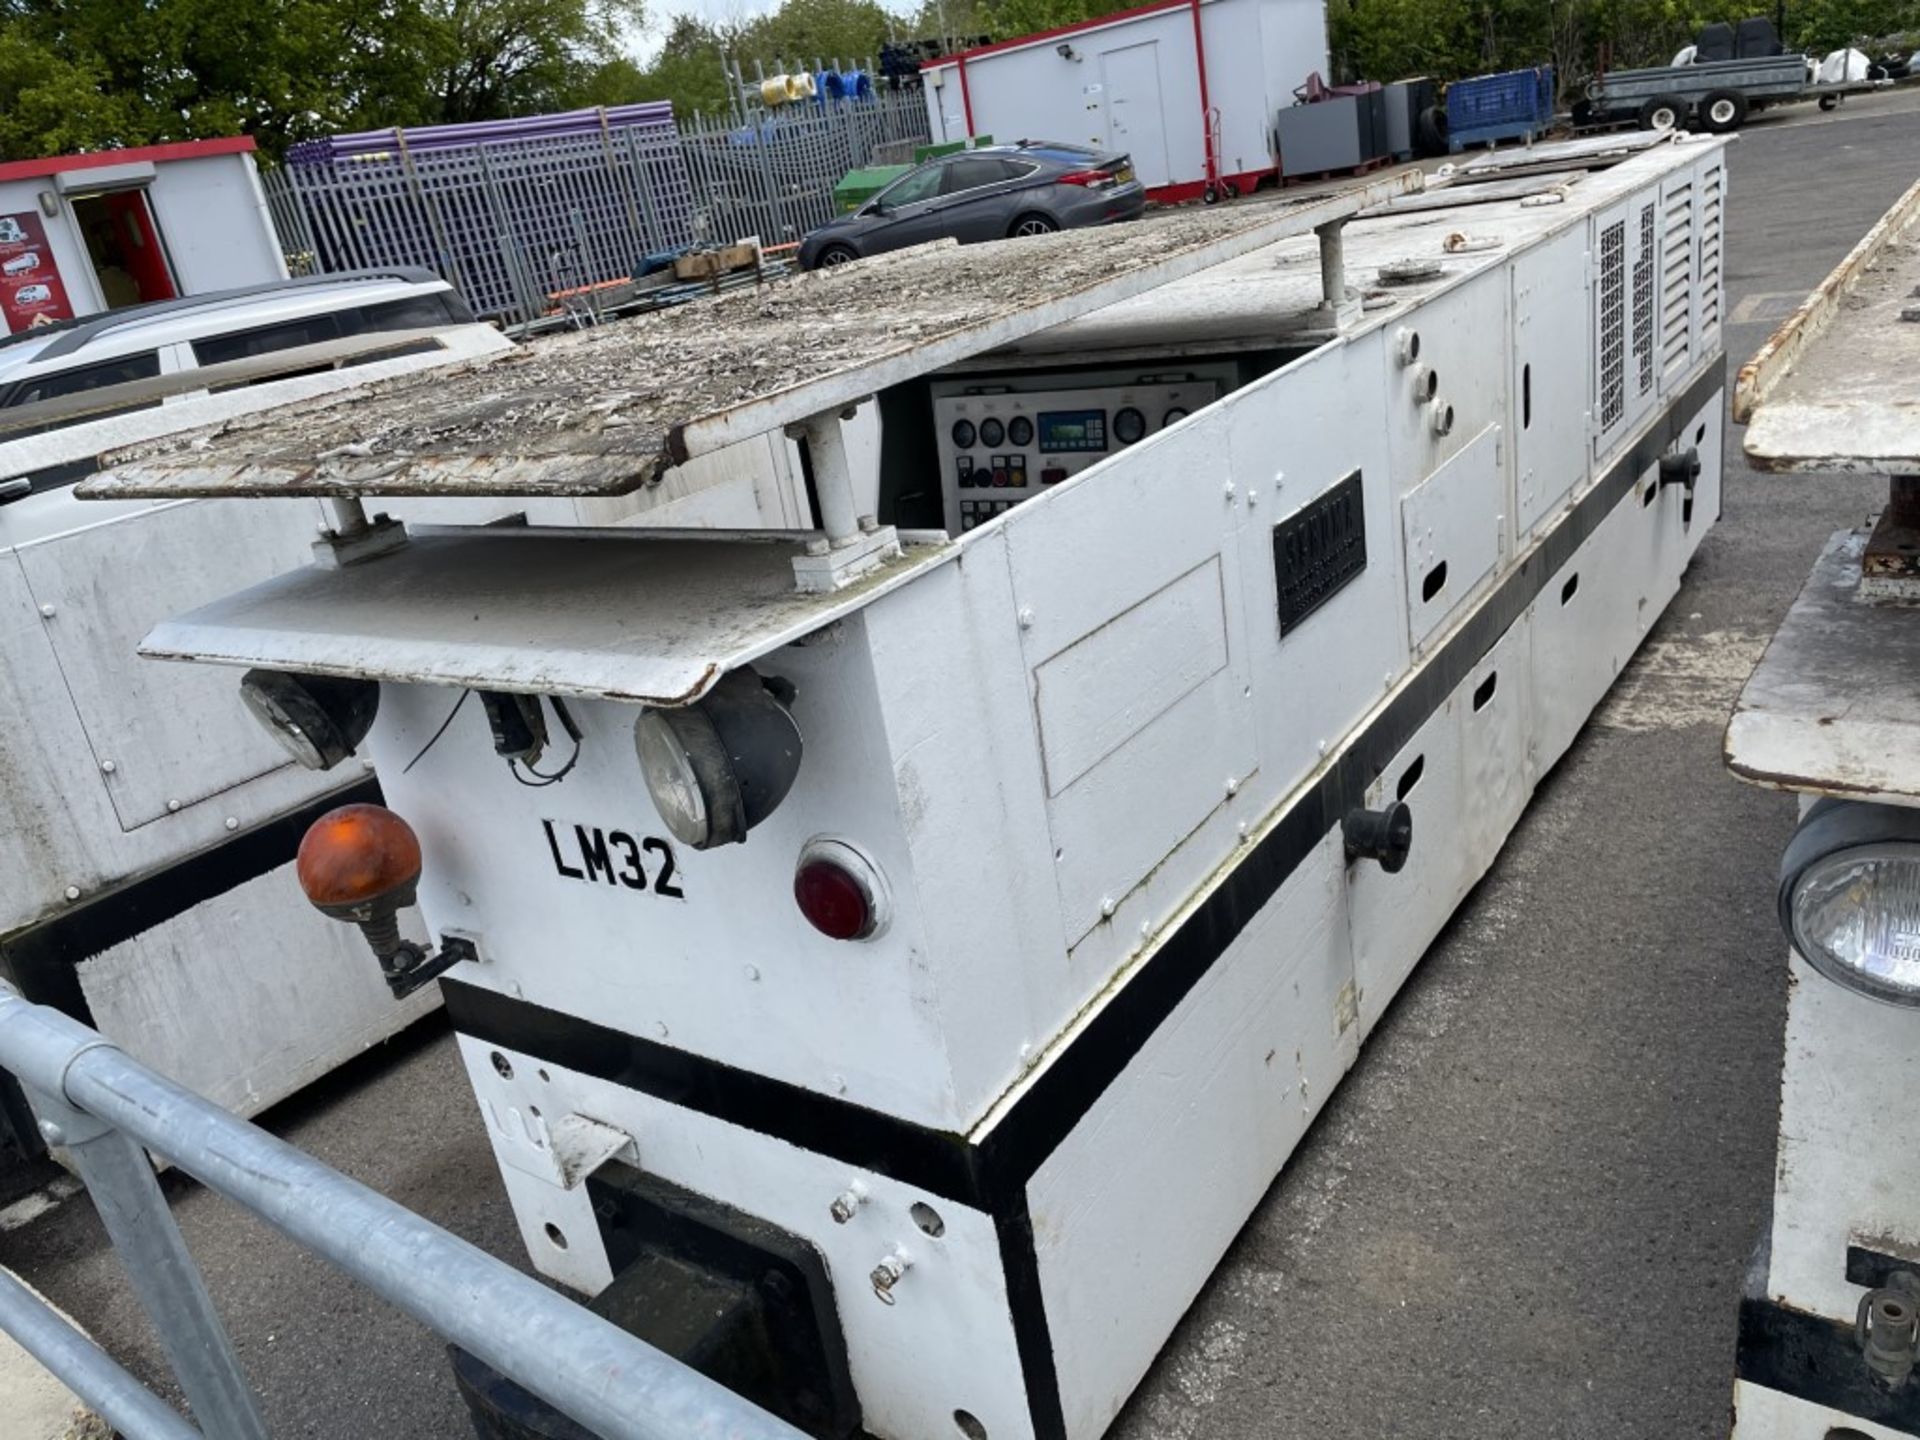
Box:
[1697,162,1724,334]
[1661,176,1694,381]
[1598,218,1627,431]
[1633,201,1657,397]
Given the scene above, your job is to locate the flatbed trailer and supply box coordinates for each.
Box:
[81,138,1731,1440]
[1578,53,1886,133]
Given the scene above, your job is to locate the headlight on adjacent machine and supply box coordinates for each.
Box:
[240,669,379,771]
[1779,800,1920,1007]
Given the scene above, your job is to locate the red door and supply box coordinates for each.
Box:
[104,191,177,303]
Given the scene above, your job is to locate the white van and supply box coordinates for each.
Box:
[0,267,511,548]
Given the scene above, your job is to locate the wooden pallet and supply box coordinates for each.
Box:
[1279,154,1391,187]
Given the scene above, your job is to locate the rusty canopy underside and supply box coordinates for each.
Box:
[79,172,1420,503]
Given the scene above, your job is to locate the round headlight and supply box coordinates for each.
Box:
[633,667,802,851]
[635,708,711,847]
[240,669,379,771]
[1779,800,1920,1007]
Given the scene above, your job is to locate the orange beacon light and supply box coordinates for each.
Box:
[296,804,463,998]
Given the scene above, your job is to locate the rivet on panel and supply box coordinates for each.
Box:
[224,817,240,831]
[1018,607,1035,629]
[166,800,181,813]
[653,1021,669,1039]
[1224,776,1238,797]
[99,760,116,775]
[743,963,761,982]
[1222,481,1236,501]
[38,603,55,619]
[63,885,80,901]
[1099,896,1116,919]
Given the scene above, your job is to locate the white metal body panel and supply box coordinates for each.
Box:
[1348,689,1468,1034]
[1227,330,1404,834]
[74,863,438,1116]
[1028,832,1357,1440]
[862,546,1072,1121]
[1003,402,1256,949]
[1401,423,1505,651]
[1732,1379,1910,1440]
[14,498,328,829]
[1527,493,1639,782]
[455,1032,1038,1440]
[1765,950,1920,1322]
[1381,274,1511,509]
[0,537,353,934]
[1512,226,1593,540]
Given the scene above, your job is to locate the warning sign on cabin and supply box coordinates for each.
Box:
[0,211,75,332]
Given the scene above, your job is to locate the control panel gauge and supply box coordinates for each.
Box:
[929,369,1231,533]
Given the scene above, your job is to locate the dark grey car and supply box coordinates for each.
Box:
[798,142,1146,269]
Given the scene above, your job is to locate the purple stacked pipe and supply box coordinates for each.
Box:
[287,103,679,166]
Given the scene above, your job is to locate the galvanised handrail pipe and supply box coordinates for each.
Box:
[0,982,808,1440]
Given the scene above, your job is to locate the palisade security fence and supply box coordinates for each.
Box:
[260,83,934,331]
[0,981,804,1440]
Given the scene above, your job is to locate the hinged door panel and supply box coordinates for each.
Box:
[15,498,334,829]
[1401,423,1504,653]
[1004,411,1256,946]
[1512,227,1593,539]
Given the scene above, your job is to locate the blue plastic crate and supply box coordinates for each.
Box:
[1447,66,1555,148]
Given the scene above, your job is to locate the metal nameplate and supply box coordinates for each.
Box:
[1272,470,1367,635]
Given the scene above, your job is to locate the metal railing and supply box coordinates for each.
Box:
[0,982,804,1440]
[677,86,935,249]
[259,87,933,331]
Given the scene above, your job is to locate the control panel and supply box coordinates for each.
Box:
[930,369,1234,533]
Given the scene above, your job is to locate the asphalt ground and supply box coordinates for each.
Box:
[6,84,1920,1440]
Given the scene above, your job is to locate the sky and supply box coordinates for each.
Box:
[623,0,917,64]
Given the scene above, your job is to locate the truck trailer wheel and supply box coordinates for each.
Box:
[1638,95,1686,131]
[1701,89,1749,132]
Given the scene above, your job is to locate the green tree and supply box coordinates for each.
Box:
[0,0,647,162]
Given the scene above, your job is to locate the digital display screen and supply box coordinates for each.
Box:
[1038,408,1107,453]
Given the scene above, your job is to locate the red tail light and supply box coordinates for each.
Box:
[1056,169,1116,188]
[793,839,888,941]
